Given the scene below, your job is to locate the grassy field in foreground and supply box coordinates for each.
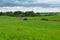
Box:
[0,16,60,40]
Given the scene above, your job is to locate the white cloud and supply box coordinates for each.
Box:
[0,6,60,12]
[0,0,60,8]
[36,0,60,4]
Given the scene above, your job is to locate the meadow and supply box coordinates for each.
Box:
[0,16,60,40]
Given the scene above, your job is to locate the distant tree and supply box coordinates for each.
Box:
[0,12,3,16]
[36,12,41,16]
[24,11,35,17]
[13,11,24,17]
[0,11,58,17]
[6,11,13,16]
[0,12,6,16]
[47,13,57,16]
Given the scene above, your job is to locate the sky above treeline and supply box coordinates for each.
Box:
[0,0,60,12]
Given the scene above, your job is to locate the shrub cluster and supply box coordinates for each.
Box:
[41,18,48,21]
[0,11,57,17]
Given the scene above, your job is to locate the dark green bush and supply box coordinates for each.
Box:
[41,18,48,21]
[23,18,28,20]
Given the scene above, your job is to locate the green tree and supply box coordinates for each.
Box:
[13,11,24,17]
[0,12,3,16]
[24,11,35,17]
[6,11,13,16]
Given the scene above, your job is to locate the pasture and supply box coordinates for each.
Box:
[0,16,60,40]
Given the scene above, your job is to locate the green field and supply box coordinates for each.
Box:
[0,16,60,40]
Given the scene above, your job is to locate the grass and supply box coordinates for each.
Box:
[0,16,60,40]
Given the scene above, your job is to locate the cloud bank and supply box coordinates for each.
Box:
[0,0,60,12]
[0,7,60,12]
[0,0,60,7]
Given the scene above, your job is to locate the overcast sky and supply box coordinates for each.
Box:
[0,0,60,12]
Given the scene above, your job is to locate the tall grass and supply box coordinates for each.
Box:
[0,16,60,40]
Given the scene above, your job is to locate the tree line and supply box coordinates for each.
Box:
[0,11,57,17]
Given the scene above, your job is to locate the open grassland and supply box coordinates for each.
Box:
[0,16,60,40]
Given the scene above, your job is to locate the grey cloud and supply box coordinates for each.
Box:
[0,0,60,8]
